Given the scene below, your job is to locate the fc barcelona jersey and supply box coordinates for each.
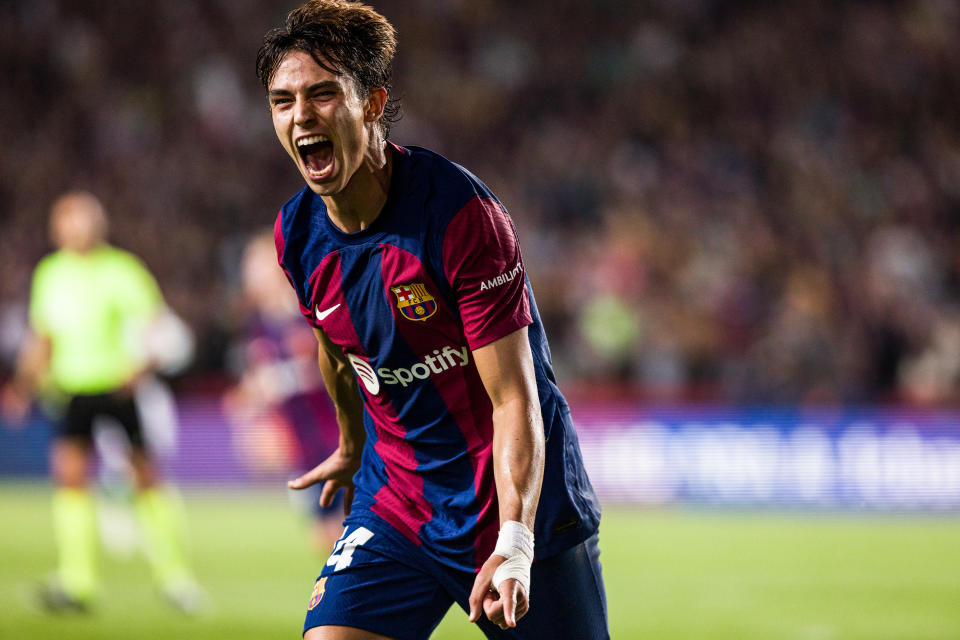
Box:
[274,144,600,573]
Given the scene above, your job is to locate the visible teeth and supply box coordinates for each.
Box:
[297,135,329,147]
[307,164,333,179]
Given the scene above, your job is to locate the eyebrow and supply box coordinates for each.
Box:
[268,81,340,98]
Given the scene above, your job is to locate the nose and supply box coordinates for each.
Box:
[293,95,317,128]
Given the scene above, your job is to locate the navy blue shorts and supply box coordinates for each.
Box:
[302,518,608,639]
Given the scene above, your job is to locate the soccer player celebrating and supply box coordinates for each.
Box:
[257,2,607,638]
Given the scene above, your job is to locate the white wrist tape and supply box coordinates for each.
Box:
[491,521,534,595]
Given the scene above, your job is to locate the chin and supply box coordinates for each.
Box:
[305,177,340,196]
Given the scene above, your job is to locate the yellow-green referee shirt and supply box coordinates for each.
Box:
[28,244,163,395]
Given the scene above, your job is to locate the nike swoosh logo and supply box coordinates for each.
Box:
[315,303,341,321]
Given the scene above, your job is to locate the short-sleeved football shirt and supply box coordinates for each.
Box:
[29,245,163,395]
[275,144,600,573]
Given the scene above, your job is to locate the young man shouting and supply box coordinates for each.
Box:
[257,2,607,638]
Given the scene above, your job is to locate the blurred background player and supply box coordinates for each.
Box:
[3,191,203,613]
[223,230,342,555]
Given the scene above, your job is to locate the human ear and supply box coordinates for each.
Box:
[364,88,387,122]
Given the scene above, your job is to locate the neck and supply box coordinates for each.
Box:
[62,241,101,255]
[323,141,393,233]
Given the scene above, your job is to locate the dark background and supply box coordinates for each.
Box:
[2,0,959,405]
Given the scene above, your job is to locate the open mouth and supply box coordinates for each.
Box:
[296,134,334,180]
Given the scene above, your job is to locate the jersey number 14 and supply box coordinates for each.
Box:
[326,526,375,571]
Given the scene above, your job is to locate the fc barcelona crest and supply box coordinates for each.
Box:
[308,577,327,610]
[392,283,437,321]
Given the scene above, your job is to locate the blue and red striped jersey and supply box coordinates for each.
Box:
[274,144,600,572]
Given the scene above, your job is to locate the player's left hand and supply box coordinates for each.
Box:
[468,554,529,630]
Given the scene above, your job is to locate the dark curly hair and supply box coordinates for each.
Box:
[256,0,400,138]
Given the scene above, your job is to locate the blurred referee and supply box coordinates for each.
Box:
[4,191,202,613]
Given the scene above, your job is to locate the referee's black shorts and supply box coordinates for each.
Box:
[61,392,147,450]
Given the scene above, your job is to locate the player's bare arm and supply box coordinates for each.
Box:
[287,328,366,515]
[468,326,545,629]
[1,331,51,420]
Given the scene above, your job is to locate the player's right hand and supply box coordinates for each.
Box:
[0,385,31,426]
[287,447,361,515]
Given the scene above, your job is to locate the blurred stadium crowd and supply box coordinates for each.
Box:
[1,0,958,405]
